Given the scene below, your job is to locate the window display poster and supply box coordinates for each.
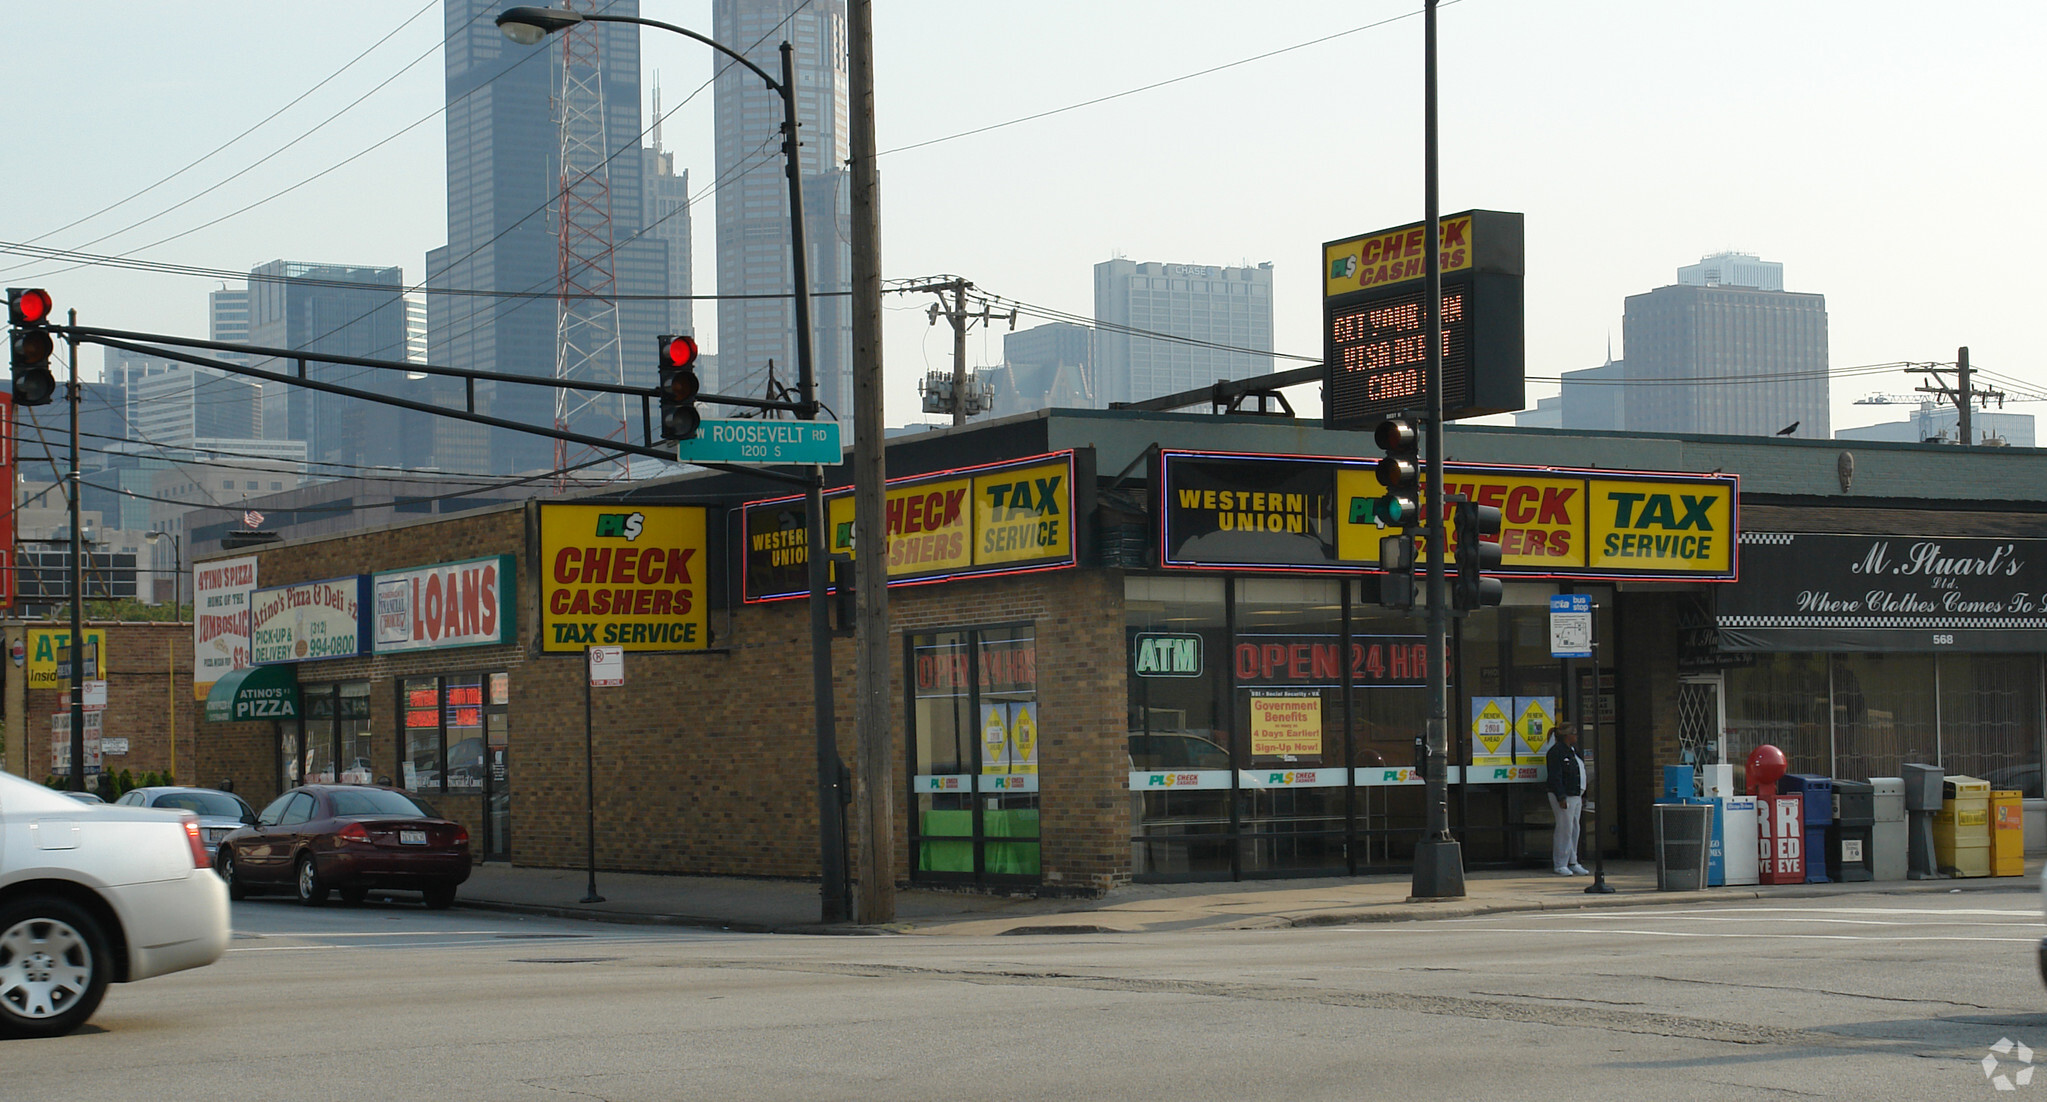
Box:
[193,555,257,701]
[1250,692,1322,758]
[1514,697,1558,757]
[980,702,1039,774]
[1470,696,1512,761]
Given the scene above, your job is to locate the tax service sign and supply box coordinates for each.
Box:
[538,505,708,652]
[1161,451,1737,581]
[250,576,371,665]
[372,555,516,654]
[741,451,1080,602]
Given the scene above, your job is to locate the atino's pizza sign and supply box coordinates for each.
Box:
[1159,451,1737,581]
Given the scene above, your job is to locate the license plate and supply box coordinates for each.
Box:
[399,829,427,845]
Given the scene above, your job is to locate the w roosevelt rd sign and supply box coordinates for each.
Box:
[676,419,842,464]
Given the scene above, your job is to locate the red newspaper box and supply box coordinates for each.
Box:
[1757,793,1806,884]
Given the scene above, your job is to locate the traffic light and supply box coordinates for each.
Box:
[1377,531,1415,610]
[1452,498,1504,612]
[657,334,701,441]
[1365,417,1421,528]
[8,287,56,407]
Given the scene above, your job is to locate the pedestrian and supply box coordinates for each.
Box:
[1547,722,1589,876]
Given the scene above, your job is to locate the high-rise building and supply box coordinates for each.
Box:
[712,0,852,436]
[1560,360,1626,431]
[429,0,666,476]
[209,287,251,364]
[1093,260,1273,407]
[248,259,435,471]
[1621,254,1829,438]
[993,322,1095,414]
[644,78,693,341]
[1836,404,2036,447]
[405,295,428,364]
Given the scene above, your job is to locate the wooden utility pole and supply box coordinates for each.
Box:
[848,0,894,924]
[903,277,1014,424]
[1908,346,2003,446]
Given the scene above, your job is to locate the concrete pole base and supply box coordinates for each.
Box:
[1410,838,1467,899]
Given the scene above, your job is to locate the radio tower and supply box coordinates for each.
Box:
[552,2,630,485]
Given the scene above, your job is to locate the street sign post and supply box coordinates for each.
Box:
[1549,594,1592,659]
[676,420,841,465]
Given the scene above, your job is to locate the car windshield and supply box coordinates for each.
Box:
[152,791,252,819]
[328,788,437,819]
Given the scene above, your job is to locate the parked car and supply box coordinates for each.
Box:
[0,770,230,1038]
[59,791,105,804]
[217,785,471,909]
[116,787,257,852]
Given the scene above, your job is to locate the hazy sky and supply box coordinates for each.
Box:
[6,1,2043,437]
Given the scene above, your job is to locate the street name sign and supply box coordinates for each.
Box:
[676,420,841,465]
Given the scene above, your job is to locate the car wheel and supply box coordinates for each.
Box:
[218,849,248,901]
[338,887,367,906]
[0,896,112,1039]
[422,885,456,911]
[294,855,329,907]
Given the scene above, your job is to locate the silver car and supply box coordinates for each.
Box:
[1,772,230,1037]
[116,787,257,852]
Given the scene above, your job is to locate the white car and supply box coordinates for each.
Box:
[0,772,230,1037]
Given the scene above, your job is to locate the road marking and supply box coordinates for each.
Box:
[1449,927,2040,944]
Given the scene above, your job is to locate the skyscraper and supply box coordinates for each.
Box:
[1093,260,1273,407]
[711,0,852,436]
[644,78,693,341]
[993,322,1094,413]
[1622,253,1829,438]
[248,259,428,471]
[429,0,666,476]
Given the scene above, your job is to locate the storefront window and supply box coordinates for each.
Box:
[293,681,373,786]
[403,678,439,792]
[338,682,373,784]
[1726,653,1831,776]
[1232,577,1347,875]
[303,685,337,784]
[1833,653,1937,781]
[906,626,1039,881]
[445,676,486,792]
[1938,654,2043,795]
[1125,576,1229,878]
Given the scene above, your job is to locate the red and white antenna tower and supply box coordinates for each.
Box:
[552,1,630,486]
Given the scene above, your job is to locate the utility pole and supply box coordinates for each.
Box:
[1907,347,2002,446]
[903,278,1014,424]
[65,311,85,793]
[848,0,895,924]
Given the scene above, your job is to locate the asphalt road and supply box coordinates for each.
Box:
[6,890,2043,1100]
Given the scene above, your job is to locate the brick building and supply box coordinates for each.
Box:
[21,409,2036,897]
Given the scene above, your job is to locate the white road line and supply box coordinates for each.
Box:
[1459,927,2039,943]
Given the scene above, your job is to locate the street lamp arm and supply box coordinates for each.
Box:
[499,7,783,93]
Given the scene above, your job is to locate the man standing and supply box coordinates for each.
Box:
[1547,723,1589,876]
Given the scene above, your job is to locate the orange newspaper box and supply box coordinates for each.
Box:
[1992,790,2024,877]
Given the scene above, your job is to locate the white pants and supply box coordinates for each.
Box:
[1549,793,1583,871]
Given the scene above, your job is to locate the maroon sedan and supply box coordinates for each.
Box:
[217,785,471,909]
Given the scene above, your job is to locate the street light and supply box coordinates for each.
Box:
[495,5,847,923]
[145,530,182,622]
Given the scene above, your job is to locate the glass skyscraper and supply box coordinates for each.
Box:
[1092,259,1274,407]
[1622,255,1829,439]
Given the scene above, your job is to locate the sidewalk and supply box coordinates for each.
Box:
[456,859,2040,936]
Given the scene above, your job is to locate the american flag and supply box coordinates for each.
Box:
[243,510,264,529]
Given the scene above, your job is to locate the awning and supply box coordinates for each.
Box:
[204,665,301,723]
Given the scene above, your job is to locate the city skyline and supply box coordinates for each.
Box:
[3,2,2041,445]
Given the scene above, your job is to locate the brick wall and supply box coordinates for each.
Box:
[23,622,197,788]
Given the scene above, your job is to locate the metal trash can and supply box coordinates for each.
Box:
[1780,774,1834,883]
[1903,763,1945,879]
[1870,777,1907,881]
[1828,779,1875,882]
[1654,802,1714,891]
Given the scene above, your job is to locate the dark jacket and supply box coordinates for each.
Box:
[1547,737,1585,799]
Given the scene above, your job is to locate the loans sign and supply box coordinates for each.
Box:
[250,577,370,665]
[539,505,708,652]
[742,451,1081,602]
[373,555,516,654]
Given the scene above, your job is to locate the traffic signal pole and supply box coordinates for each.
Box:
[1411,0,1466,899]
[66,311,85,793]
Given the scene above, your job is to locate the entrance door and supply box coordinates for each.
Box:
[484,707,510,861]
[906,626,1041,885]
[1678,675,1727,767]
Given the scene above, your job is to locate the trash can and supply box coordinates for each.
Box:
[1654,802,1713,891]
[1902,763,1945,879]
[1934,775,1992,878]
[1870,777,1907,881]
[1779,774,1833,883]
[1684,796,1725,885]
[1721,794,1760,886]
[1993,790,2025,877]
[1828,779,1875,882]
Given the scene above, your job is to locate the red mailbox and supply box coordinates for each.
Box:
[1757,793,1806,884]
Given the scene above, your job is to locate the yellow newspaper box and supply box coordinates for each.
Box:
[1933,775,1991,878]
[1992,789,2025,877]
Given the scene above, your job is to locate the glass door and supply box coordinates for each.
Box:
[906,625,1040,884]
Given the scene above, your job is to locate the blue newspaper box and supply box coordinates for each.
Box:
[1663,765,1697,801]
[1779,774,1833,883]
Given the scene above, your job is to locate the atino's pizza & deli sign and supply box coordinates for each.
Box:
[742,451,1082,601]
[1158,451,1737,580]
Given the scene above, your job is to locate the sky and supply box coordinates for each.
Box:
[5,0,2044,439]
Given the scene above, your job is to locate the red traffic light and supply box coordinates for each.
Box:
[8,288,53,327]
[663,334,698,368]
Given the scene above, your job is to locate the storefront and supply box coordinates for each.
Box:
[177,410,2047,894]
